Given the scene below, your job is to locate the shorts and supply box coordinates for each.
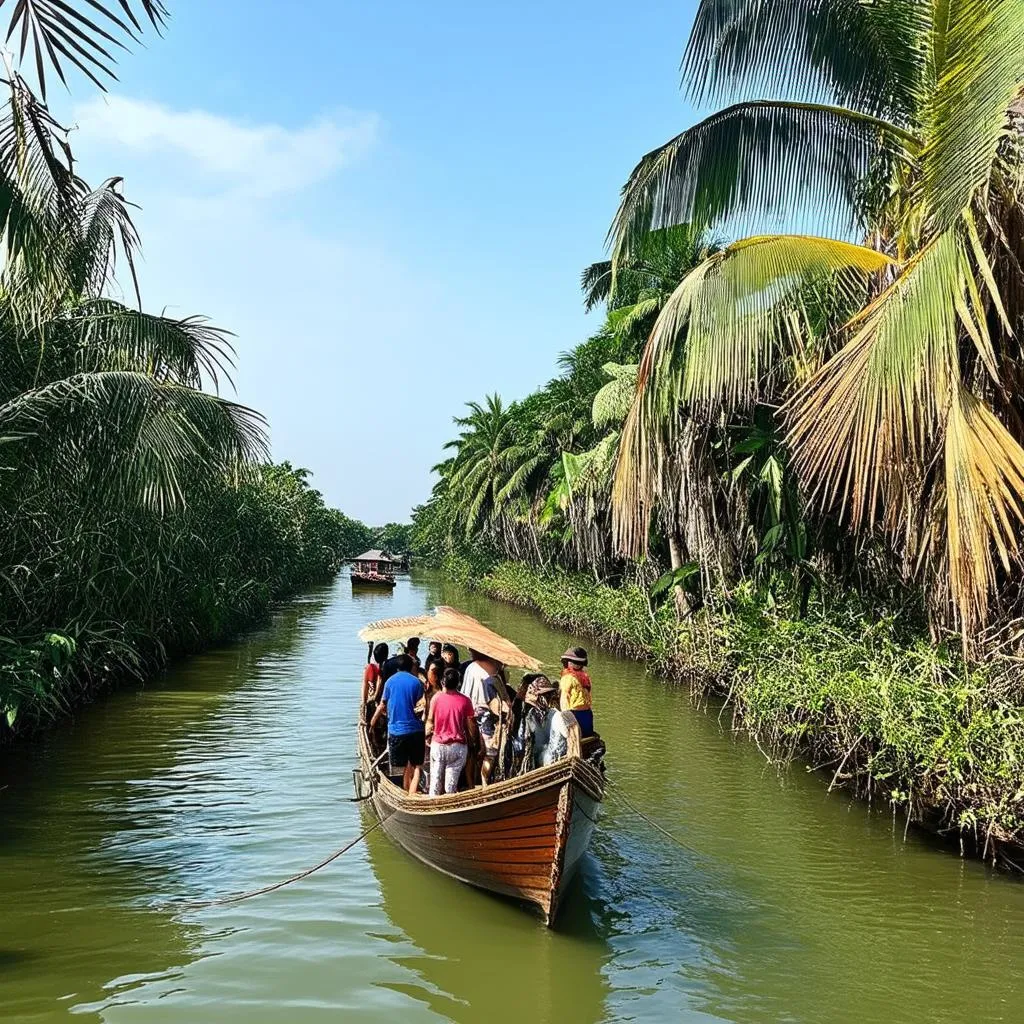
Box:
[388,731,425,769]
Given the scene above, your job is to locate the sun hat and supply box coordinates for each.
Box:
[560,646,588,666]
[523,674,557,707]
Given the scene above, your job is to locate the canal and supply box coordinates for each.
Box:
[3,572,1023,1022]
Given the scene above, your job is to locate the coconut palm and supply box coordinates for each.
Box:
[0,73,266,518]
[611,0,1024,640]
[0,0,167,98]
[582,224,723,359]
[441,395,542,542]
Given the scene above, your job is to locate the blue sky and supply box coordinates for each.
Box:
[57,0,700,524]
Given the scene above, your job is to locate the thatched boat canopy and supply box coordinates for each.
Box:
[359,606,542,670]
[353,549,394,564]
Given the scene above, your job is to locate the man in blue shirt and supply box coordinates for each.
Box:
[370,654,426,793]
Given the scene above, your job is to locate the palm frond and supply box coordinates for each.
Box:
[608,100,915,261]
[943,387,1024,632]
[67,299,237,389]
[1,0,168,99]
[69,177,140,302]
[920,0,1024,229]
[592,362,639,428]
[683,0,926,119]
[0,371,268,511]
[581,259,612,311]
[647,234,892,414]
[0,73,83,281]
[786,227,969,525]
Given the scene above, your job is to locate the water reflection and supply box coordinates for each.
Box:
[365,826,611,1024]
[0,590,336,1021]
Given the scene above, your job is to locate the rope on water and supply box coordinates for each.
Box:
[160,815,387,911]
[606,778,695,854]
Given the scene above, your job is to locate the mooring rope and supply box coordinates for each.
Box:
[606,779,695,854]
[159,812,388,911]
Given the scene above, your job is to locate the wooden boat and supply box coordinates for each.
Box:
[355,607,605,926]
[350,549,397,588]
[351,571,396,588]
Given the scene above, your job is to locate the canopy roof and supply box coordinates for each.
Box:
[359,606,542,670]
[353,549,393,563]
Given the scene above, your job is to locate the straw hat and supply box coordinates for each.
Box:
[560,646,588,666]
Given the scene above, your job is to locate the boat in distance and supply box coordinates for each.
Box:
[355,607,605,926]
[350,548,397,588]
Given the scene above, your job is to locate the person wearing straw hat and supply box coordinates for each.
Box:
[558,646,594,738]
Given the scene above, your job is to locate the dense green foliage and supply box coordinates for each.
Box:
[451,555,1024,855]
[2,462,371,733]
[0,17,382,736]
[415,2,1024,860]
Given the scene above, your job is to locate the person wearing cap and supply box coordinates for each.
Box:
[559,646,594,738]
[519,674,570,768]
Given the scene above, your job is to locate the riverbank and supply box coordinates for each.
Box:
[1,463,374,739]
[443,555,1024,866]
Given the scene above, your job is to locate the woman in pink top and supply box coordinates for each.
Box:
[425,668,481,795]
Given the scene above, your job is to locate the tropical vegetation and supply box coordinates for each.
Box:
[414,0,1024,860]
[0,3,384,735]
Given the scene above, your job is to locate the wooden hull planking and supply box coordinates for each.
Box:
[358,724,602,925]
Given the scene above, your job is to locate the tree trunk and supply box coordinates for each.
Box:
[667,531,691,617]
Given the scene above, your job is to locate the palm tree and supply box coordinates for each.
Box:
[441,395,541,543]
[611,0,1024,641]
[582,224,722,359]
[1,0,167,98]
[0,72,266,518]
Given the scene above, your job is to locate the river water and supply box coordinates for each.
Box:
[3,571,1024,1023]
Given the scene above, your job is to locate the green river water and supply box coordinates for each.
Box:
[3,571,1024,1023]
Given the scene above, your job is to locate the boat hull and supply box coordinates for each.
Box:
[358,724,602,925]
[351,573,396,588]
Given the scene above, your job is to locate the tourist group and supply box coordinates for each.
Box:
[361,638,595,795]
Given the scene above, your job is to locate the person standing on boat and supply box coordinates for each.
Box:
[370,654,426,793]
[361,642,389,720]
[423,640,445,677]
[559,646,594,738]
[440,643,461,676]
[425,667,481,795]
[406,636,422,672]
[461,649,505,786]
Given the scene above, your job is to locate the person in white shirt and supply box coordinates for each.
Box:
[460,649,506,786]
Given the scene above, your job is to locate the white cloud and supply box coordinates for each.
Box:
[57,93,463,524]
[71,95,379,199]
